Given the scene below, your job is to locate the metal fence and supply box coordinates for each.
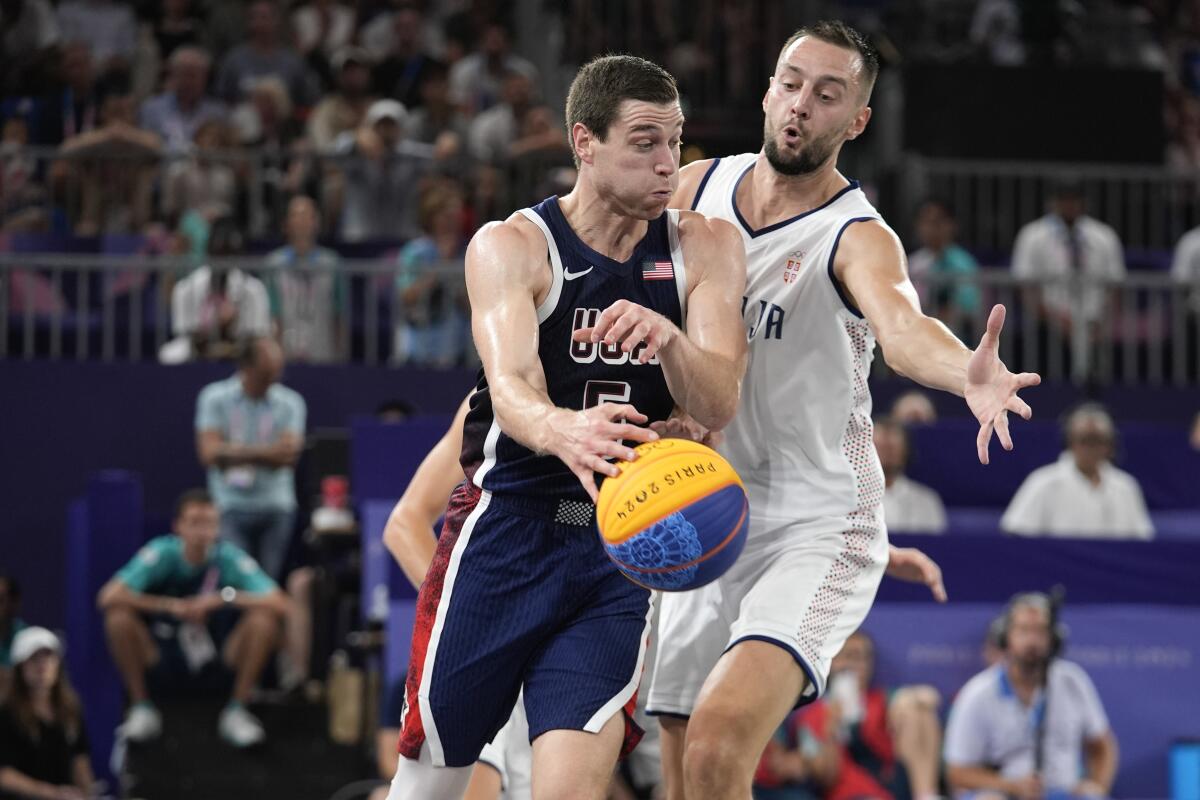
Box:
[2,254,1198,385]
[899,157,1200,255]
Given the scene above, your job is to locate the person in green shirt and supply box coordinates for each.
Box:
[908,198,981,338]
[98,489,289,749]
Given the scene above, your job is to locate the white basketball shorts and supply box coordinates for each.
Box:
[646,508,889,715]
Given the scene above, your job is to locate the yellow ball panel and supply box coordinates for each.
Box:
[597,439,744,545]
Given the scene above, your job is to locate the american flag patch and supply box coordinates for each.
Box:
[642,260,674,281]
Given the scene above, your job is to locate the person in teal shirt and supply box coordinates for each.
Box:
[98,489,289,748]
[908,198,981,337]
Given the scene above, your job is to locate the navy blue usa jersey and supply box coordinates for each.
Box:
[461,196,688,501]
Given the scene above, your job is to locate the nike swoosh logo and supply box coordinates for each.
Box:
[563,266,593,281]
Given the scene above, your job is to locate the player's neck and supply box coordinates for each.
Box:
[741,154,849,229]
[557,188,648,264]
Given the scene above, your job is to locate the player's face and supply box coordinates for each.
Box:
[761,37,871,177]
[1006,605,1052,667]
[175,502,220,554]
[585,99,683,220]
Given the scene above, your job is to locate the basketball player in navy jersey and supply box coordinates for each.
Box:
[646,21,1041,800]
[387,55,746,800]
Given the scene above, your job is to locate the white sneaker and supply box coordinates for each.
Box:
[121,703,162,743]
[218,703,265,748]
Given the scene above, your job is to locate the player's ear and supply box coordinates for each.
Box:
[762,77,774,112]
[845,105,872,141]
[571,122,594,166]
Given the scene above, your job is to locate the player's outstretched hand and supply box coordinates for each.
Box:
[572,299,678,364]
[964,304,1041,465]
[547,403,658,501]
[885,545,947,603]
[649,410,724,447]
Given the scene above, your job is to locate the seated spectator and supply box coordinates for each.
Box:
[306,47,375,153]
[371,4,443,110]
[139,46,227,153]
[56,0,137,74]
[265,195,344,363]
[163,218,270,362]
[1170,218,1200,377]
[0,576,28,699]
[56,71,161,235]
[98,489,289,748]
[0,627,95,798]
[0,0,60,95]
[753,708,839,800]
[392,180,469,366]
[1001,404,1153,539]
[39,42,99,146]
[215,0,317,108]
[150,0,204,64]
[467,70,562,166]
[875,417,947,534]
[332,99,433,241]
[160,118,239,223]
[291,0,356,71]
[907,198,980,335]
[404,62,469,147]
[447,21,538,115]
[944,593,1118,800]
[1,115,48,233]
[890,390,937,426]
[195,336,306,582]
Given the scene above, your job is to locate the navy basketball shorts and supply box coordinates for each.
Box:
[397,482,654,768]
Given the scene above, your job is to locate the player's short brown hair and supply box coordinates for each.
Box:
[778,20,879,103]
[564,55,678,168]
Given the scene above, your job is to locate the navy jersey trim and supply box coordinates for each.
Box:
[689,158,721,211]
[516,207,566,323]
[725,635,822,708]
[732,162,862,239]
[542,197,654,278]
[825,216,879,319]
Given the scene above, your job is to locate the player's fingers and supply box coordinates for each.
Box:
[600,403,649,425]
[586,452,620,478]
[1014,371,1042,389]
[995,410,1013,451]
[976,419,993,465]
[623,322,652,353]
[589,306,622,342]
[603,312,640,345]
[573,466,600,502]
[594,439,637,461]
[1005,395,1033,420]
[983,304,1006,344]
[929,568,948,603]
[637,334,661,364]
[571,327,595,343]
[610,422,658,444]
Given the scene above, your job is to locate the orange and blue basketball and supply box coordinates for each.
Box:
[596,439,749,592]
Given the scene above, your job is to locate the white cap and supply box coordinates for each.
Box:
[365,99,406,127]
[10,626,63,665]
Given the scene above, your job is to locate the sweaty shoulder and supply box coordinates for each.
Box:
[466,212,552,300]
[676,210,745,287]
[669,158,719,211]
[832,216,905,282]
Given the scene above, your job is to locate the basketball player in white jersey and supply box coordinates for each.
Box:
[646,21,1041,800]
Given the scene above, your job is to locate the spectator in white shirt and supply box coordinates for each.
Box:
[1001,404,1153,539]
[1170,226,1200,377]
[447,22,538,115]
[875,417,947,534]
[1011,181,1126,331]
[945,593,1119,800]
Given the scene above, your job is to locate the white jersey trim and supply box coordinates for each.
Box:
[666,209,688,327]
[471,417,502,488]
[517,207,566,324]
[583,592,656,733]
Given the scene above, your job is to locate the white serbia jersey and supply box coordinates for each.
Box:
[693,152,887,525]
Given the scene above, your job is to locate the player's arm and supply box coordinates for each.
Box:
[667,158,717,211]
[468,218,658,500]
[835,221,1040,464]
[383,395,470,588]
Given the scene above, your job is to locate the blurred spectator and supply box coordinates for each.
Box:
[875,417,947,534]
[778,631,943,800]
[291,0,356,69]
[163,218,270,362]
[890,390,937,426]
[969,0,1025,65]
[753,706,839,800]
[448,21,538,115]
[160,118,239,223]
[265,195,345,363]
[1170,217,1200,363]
[907,198,980,333]
[0,576,27,698]
[1001,404,1153,539]
[944,593,1118,800]
[41,42,100,145]
[1,116,48,233]
[56,71,160,235]
[332,99,433,241]
[371,4,443,110]
[306,47,376,152]
[393,180,470,366]
[233,75,302,151]
[403,61,471,179]
[0,627,94,799]
[1011,181,1125,340]
[98,489,289,748]
[139,46,227,153]
[150,0,204,64]
[215,0,317,107]
[195,336,306,581]
[468,70,561,166]
[1192,412,1200,451]
[56,0,137,73]
[0,0,60,94]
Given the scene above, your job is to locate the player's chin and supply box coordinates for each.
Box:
[641,192,673,216]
